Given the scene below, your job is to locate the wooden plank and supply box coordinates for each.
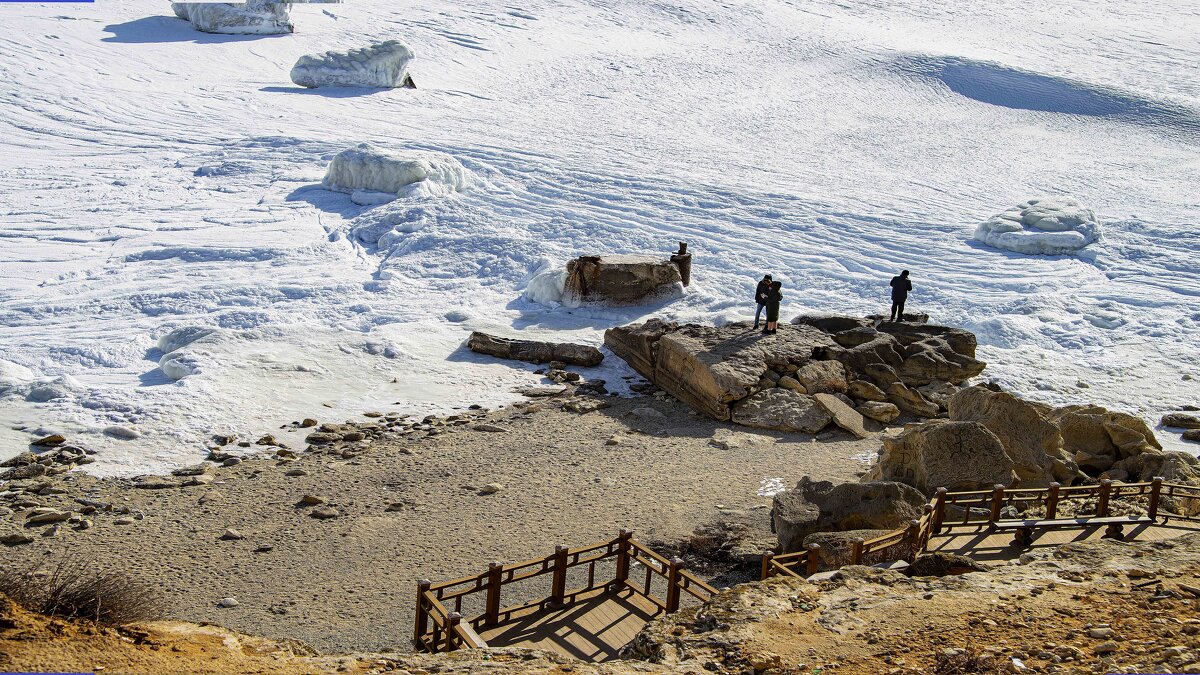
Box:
[992,516,1151,529]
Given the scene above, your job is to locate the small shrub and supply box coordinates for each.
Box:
[0,559,164,625]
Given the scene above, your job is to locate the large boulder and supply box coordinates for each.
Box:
[604,322,836,421]
[563,255,684,306]
[793,360,848,395]
[1111,451,1200,516]
[948,386,1075,486]
[171,1,293,34]
[864,420,1017,494]
[291,41,416,89]
[467,332,603,367]
[772,478,928,554]
[1046,405,1162,477]
[732,389,831,433]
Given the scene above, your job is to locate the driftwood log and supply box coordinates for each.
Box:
[467,332,603,367]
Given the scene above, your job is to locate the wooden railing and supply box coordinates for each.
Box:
[414,530,717,653]
[763,477,1200,580]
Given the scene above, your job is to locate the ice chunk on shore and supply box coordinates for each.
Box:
[525,266,570,306]
[323,144,471,197]
[974,197,1101,255]
[0,359,35,397]
[291,41,416,89]
[156,326,225,381]
[171,1,294,35]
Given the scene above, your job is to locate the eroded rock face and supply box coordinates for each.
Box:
[864,420,1016,494]
[563,255,684,305]
[467,332,602,367]
[771,477,928,553]
[1047,404,1162,475]
[948,386,1076,487]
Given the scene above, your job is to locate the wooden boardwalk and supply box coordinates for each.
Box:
[925,520,1200,562]
[478,587,662,662]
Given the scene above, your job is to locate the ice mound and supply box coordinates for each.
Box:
[0,359,35,398]
[27,376,81,402]
[973,197,1101,255]
[525,266,570,306]
[156,326,226,381]
[323,144,471,198]
[171,1,294,35]
[290,41,416,89]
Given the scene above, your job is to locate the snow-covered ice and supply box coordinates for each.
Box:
[322,144,471,197]
[974,198,1102,255]
[291,40,415,89]
[171,1,294,35]
[0,0,1197,474]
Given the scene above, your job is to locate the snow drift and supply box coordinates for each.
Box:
[973,198,1102,255]
[171,1,293,35]
[291,41,416,89]
[322,144,471,197]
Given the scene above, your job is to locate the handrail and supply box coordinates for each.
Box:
[763,477,1199,580]
[414,530,715,653]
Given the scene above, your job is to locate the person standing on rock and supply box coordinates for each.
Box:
[753,274,773,329]
[889,270,912,322]
[764,281,783,334]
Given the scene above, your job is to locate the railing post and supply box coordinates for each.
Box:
[905,519,920,562]
[806,544,821,576]
[550,545,569,607]
[1148,477,1164,520]
[1046,482,1061,520]
[484,562,503,626]
[665,557,683,613]
[921,504,935,551]
[761,551,775,580]
[933,488,947,534]
[615,530,632,586]
[989,484,1006,523]
[447,612,463,651]
[413,579,431,649]
[1096,479,1112,517]
[851,539,864,565]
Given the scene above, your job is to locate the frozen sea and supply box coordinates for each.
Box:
[0,0,1197,474]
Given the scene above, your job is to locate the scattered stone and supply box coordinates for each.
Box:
[219,529,245,541]
[310,506,339,520]
[563,398,610,414]
[217,597,240,608]
[171,463,212,477]
[519,385,569,397]
[341,431,366,442]
[1,532,35,546]
[25,508,72,525]
[848,380,888,402]
[183,474,216,487]
[906,552,988,577]
[857,401,901,424]
[300,418,318,428]
[285,468,309,477]
[114,517,136,525]
[886,382,941,418]
[776,375,806,393]
[1185,429,1200,442]
[305,432,340,445]
[256,435,280,446]
[1162,413,1200,429]
[1093,641,1119,655]
[1088,627,1115,639]
[299,495,327,506]
[134,476,179,490]
[479,483,503,495]
[30,434,66,447]
[473,424,507,433]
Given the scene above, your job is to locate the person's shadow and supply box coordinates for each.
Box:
[102,15,292,44]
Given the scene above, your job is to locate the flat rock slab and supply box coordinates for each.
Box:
[732,389,832,433]
[468,332,602,367]
[813,393,869,439]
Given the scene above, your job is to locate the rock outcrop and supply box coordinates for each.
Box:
[771,477,928,553]
[291,41,416,89]
[563,254,685,305]
[864,420,1017,494]
[605,316,987,433]
[948,386,1077,486]
[1046,404,1162,476]
[467,332,603,367]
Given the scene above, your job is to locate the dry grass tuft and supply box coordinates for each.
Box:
[0,558,165,626]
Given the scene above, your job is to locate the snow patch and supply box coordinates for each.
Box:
[290,41,415,89]
[0,360,35,398]
[323,144,471,198]
[973,197,1102,255]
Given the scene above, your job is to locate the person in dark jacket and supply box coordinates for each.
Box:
[889,270,912,322]
[764,281,783,334]
[753,274,772,328]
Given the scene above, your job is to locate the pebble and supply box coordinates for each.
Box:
[299,494,326,506]
[114,517,135,525]
[1088,627,1115,639]
[285,468,309,477]
[217,597,240,608]
[1,533,35,545]
[300,419,318,428]
[1094,641,1119,655]
[479,483,503,495]
[220,529,245,541]
[473,424,507,433]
